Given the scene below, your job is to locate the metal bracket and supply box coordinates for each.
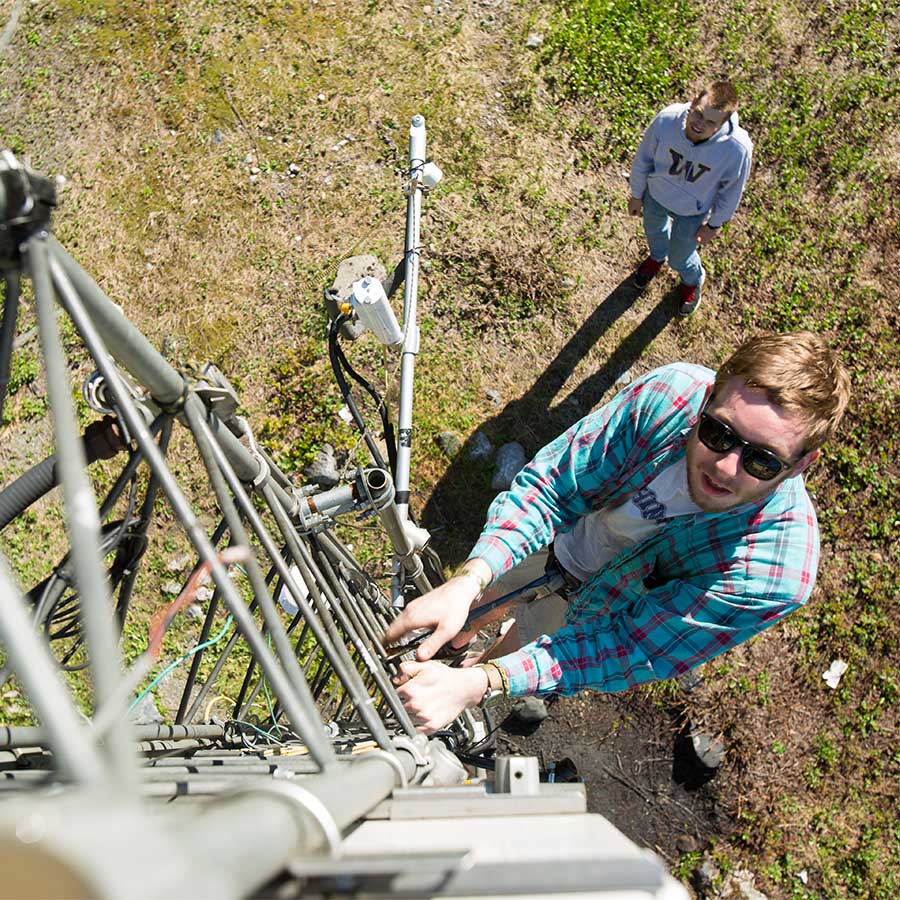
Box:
[193,362,241,424]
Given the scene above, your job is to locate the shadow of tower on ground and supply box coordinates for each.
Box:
[420,278,678,566]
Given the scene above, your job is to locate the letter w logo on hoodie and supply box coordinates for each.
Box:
[668,149,711,184]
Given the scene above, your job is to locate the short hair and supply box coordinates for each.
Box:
[696,80,739,115]
[714,332,851,451]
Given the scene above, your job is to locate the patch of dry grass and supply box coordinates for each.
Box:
[1,0,898,895]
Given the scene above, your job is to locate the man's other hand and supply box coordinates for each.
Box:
[382,561,490,660]
[696,224,720,244]
[394,660,488,734]
[627,196,643,217]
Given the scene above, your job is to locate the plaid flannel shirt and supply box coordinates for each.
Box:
[469,363,819,697]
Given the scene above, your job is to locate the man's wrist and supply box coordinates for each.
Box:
[475,661,508,706]
[452,561,491,601]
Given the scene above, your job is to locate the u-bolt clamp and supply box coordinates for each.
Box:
[226,780,342,858]
[357,748,408,790]
[391,734,432,784]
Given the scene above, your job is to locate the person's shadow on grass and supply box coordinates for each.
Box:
[420,276,680,565]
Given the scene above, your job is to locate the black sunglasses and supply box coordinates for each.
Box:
[697,412,797,481]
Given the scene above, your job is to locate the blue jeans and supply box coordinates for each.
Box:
[642,189,705,286]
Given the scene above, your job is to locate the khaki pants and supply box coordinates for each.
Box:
[477,549,570,645]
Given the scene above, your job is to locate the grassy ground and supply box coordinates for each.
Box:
[0,0,898,896]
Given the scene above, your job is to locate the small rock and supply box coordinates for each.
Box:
[469,431,493,460]
[491,442,526,490]
[249,165,261,175]
[316,93,326,102]
[511,696,548,724]
[723,868,768,900]
[525,32,543,48]
[161,580,182,596]
[55,174,67,189]
[129,692,164,726]
[797,869,808,885]
[303,443,340,487]
[690,730,726,770]
[485,388,502,407]
[435,431,463,458]
[288,162,301,176]
[186,604,204,620]
[195,586,214,603]
[166,553,193,573]
[278,565,310,616]
[212,129,224,144]
[676,834,700,854]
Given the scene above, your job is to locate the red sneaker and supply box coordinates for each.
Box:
[634,256,663,289]
[678,279,703,316]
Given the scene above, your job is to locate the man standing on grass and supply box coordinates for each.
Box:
[628,80,753,316]
[383,333,849,733]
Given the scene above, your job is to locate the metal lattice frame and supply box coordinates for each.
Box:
[0,118,481,895]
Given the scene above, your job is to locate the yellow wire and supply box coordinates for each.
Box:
[204,694,234,723]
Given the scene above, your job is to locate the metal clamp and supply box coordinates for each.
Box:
[358,748,408,790]
[392,734,432,784]
[154,372,190,416]
[231,780,342,857]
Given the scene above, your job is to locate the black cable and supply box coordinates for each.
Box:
[452,751,497,770]
[333,339,398,476]
[327,315,385,469]
[0,270,21,425]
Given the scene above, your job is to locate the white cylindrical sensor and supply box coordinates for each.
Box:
[421,161,443,188]
[349,276,404,347]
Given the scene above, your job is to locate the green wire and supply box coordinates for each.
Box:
[232,718,285,745]
[128,614,235,715]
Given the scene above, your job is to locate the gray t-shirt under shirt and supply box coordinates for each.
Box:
[553,457,701,583]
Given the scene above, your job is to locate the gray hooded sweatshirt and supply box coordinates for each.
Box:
[629,102,753,228]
